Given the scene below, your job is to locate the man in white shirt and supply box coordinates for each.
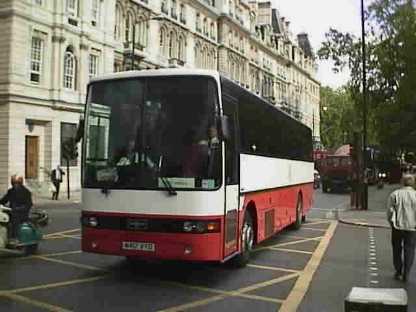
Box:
[387,174,416,282]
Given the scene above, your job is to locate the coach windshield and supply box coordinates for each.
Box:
[83,76,222,191]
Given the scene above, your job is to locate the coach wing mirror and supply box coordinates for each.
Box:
[220,115,231,141]
[75,116,84,143]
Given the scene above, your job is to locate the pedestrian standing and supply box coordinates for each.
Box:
[51,165,65,200]
[386,174,416,282]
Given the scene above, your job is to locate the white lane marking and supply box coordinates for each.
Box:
[367,227,379,286]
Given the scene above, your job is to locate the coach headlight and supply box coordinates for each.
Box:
[182,221,220,233]
[82,216,98,227]
[183,221,194,232]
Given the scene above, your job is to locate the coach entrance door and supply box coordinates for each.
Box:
[223,94,240,257]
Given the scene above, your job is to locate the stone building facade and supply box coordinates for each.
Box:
[0,0,320,195]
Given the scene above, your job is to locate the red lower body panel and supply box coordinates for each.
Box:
[82,228,222,261]
[241,183,314,244]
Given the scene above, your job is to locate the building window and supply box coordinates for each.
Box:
[196,13,201,32]
[66,0,77,16]
[114,4,122,40]
[34,0,43,5]
[180,4,186,24]
[169,31,176,59]
[30,37,43,83]
[89,54,99,79]
[229,0,234,16]
[64,47,76,90]
[194,44,200,67]
[178,35,185,62]
[171,0,177,19]
[160,28,168,57]
[125,12,134,43]
[161,0,168,14]
[114,62,123,72]
[61,123,78,166]
[203,18,208,36]
[210,22,215,40]
[91,0,100,26]
[137,17,148,48]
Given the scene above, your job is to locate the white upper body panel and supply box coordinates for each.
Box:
[240,154,314,193]
[82,188,225,217]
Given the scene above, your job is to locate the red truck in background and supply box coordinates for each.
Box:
[319,145,353,193]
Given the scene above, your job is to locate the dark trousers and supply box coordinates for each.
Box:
[52,182,60,200]
[392,228,416,277]
[9,211,29,239]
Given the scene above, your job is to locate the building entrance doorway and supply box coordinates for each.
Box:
[25,136,39,179]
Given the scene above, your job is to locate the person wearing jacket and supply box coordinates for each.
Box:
[387,174,416,282]
[51,165,65,200]
[0,175,33,241]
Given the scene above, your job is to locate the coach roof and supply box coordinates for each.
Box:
[89,68,220,83]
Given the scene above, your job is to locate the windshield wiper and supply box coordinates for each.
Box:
[157,156,177,196]
[159,176,177,196]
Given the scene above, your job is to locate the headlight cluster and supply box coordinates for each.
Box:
[378,173,387,178]
[183,221,220,233]
[82,216,98,227]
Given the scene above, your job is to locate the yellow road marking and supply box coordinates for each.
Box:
[59,234,81,240]
[304,221,330,226]
[280,234,317,240]
[253,236,322,253]
[269,247,313,255]
[160,273,295,311]
[39,250,82,258]
[301,227,327,232]
[44,228,80,238]
[0,293,72,312]
[271,236,323,248]
[166,281,283,303]
[33,256,108,272]
[279,221,338,312]
[15,250,82,261]
[43,235,67,240]
[158,295,226,312]
[247,264,300,274]
[0,275,108,295]
[236,273,299,294]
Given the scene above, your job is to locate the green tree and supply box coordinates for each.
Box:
[320,87,358,149]
[318,0,416,155]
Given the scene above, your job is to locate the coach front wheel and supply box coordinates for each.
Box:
[232,212,254,267]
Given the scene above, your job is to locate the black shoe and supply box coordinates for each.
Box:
[394,271,401,280]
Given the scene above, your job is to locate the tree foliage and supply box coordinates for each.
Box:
[320,87,358,149]
[318,0,416,154]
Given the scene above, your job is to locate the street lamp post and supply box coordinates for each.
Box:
[361,0,368,210]
[127,15,159,71]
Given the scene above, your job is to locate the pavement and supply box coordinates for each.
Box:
[335,184,399,228]
[33,190,82,208]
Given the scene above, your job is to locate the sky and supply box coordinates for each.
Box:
[271,0,363,88]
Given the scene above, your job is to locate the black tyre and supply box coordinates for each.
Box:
[232,212,254,268]
[293,196,303,230]
[322,182,328,193]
